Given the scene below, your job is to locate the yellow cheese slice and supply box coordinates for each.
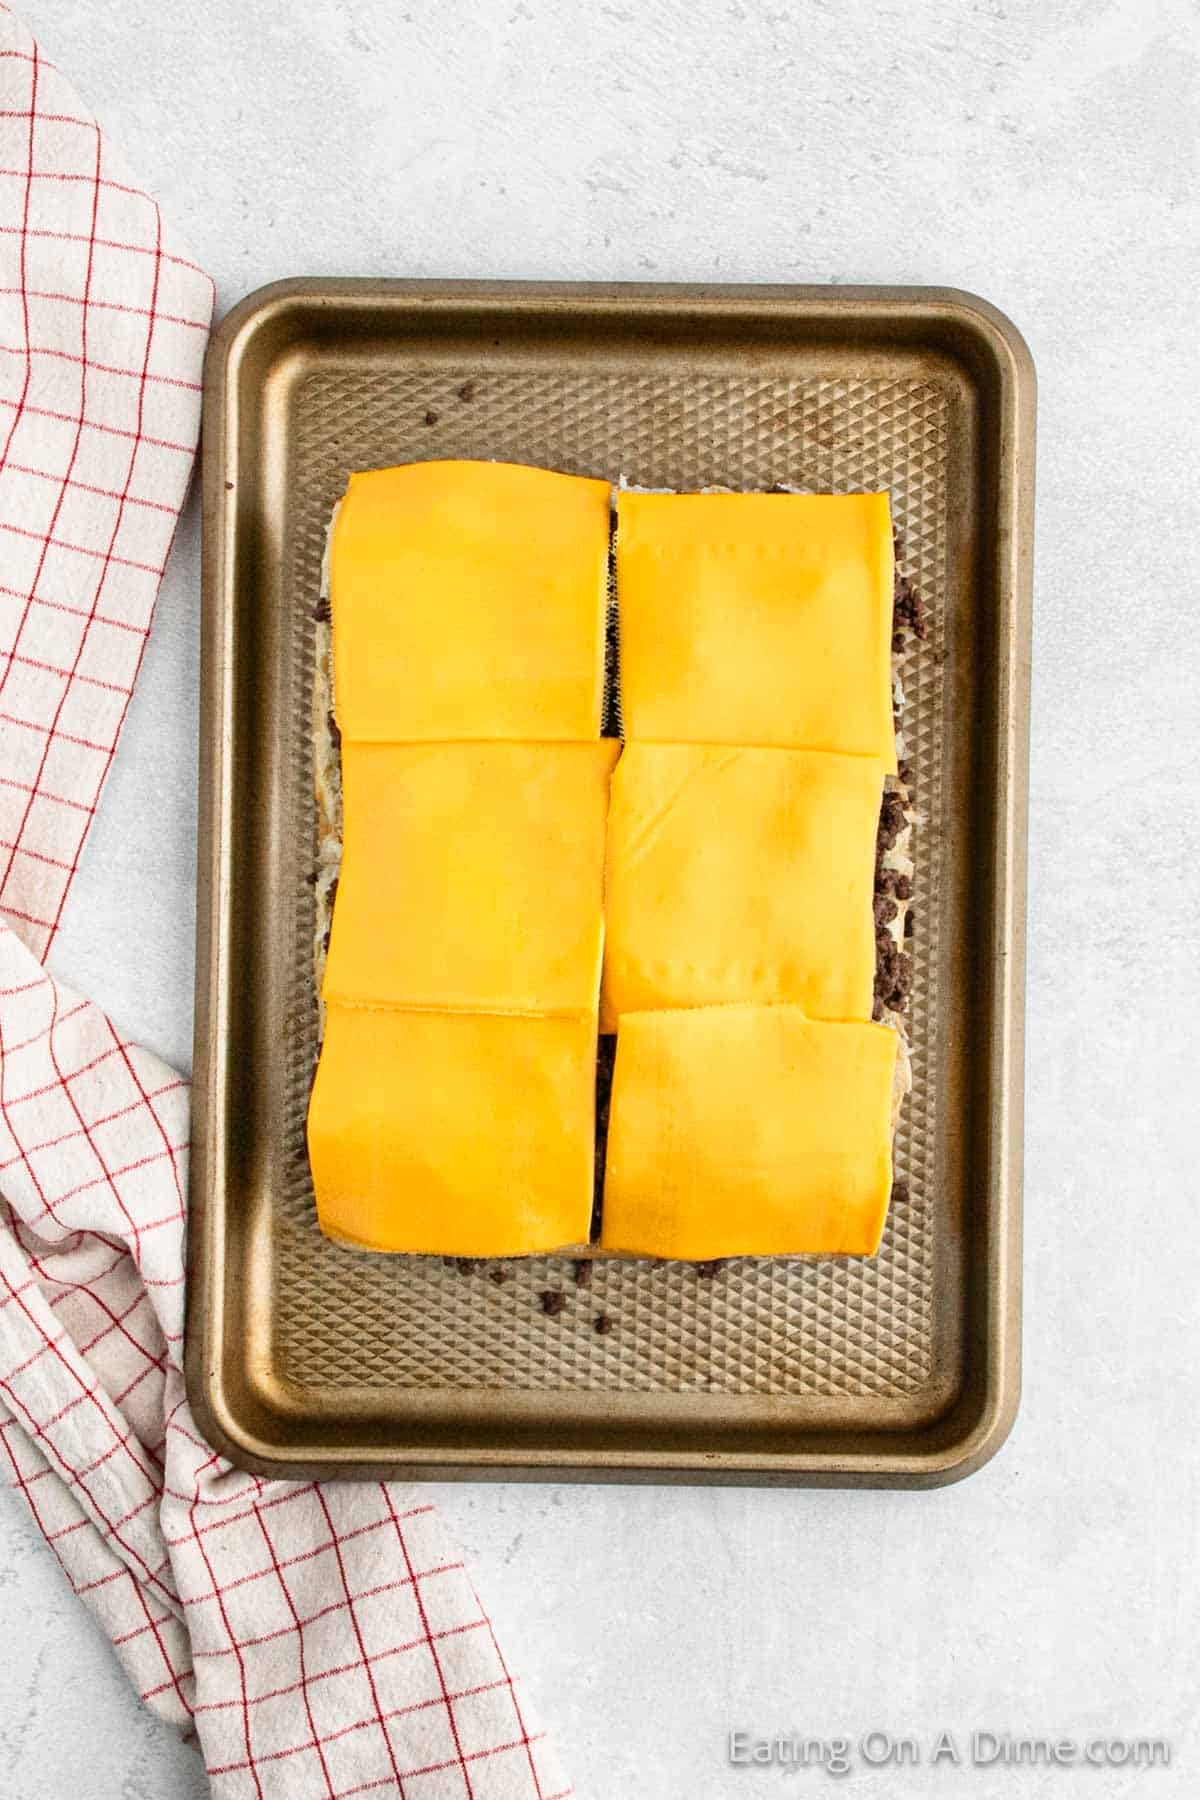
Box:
[308,1005,597,1254]
[601,743,883,1027]
[331,460,612,740]
[324,741,619,1015]
[600,1005,899,1258]
[616,490,897,770]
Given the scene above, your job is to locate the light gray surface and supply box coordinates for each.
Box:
[2,0,1198,1796]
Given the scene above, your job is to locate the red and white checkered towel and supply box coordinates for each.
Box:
[0,10,570,1796]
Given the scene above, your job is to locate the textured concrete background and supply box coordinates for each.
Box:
[3,1,1199,1795]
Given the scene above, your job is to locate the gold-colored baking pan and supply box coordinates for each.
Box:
[188,280,1034,1486]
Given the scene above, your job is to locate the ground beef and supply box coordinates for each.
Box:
[892,533,929,641]
[875,790,909,857]
[592,1035,617,1235]
[876,868,913,901]
[874,938,913,1014]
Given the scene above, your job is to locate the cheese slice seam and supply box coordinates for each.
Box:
[316,996,597,1021]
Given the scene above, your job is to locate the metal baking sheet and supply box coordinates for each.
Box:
[188,280,1033,1486]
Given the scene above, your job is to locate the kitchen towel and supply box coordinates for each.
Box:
[0,9,570,1796]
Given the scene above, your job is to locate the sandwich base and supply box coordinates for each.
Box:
[308,488,920,1259]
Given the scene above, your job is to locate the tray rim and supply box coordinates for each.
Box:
[188,278,1034,1489]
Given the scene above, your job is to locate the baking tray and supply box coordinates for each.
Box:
[188,280,1033,1487]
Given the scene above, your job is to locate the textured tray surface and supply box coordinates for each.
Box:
[282,369,943,1397]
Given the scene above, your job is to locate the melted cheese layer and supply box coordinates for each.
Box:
[600,1005,899,1258]
[601,742,883,1028]
[309,460,613,1254]
[616,490,897,770]
[324,740,619,1016]
[331,460,612,741]
[309,1006,597,1254]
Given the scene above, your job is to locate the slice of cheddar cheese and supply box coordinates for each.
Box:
[331,460,612,741]
[600,1005,899,1259]
[308,1005,597,1254]
[324,741,619,1015]
[616,490,897,769]
[601,743,884,1028]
